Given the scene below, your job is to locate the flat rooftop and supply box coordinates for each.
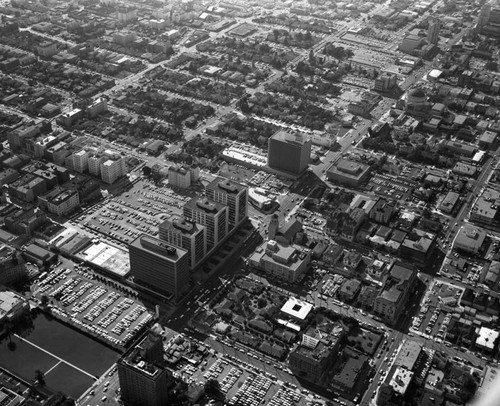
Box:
[280,297,313,321]
[130,234,188,262]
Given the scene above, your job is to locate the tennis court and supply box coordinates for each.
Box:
[0,313,118,398]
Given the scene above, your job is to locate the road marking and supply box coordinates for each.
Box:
[45,360,62,375]
[14,334,97,380]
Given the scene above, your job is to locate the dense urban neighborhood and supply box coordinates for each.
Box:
[0,0,499,406]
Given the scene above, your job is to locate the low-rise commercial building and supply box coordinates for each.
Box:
[439,191,460,214]
[289,321,344,384]
[0,289,29,336]
[326,159,371,187]
[248,240,311,283]
[470,188,500,225]
[8,174,47,203]
[373,263,417,324]
[38,187,80,217]
[4,207,47,236]
[476,327,499,352]
[453,225,486,255]
[0,245,27,286]
[400,229,436,264]
[23,243,56,268]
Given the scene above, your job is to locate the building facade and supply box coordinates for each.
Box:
[373,263,417,324]
[38,187,80,217]
[248,240,311,282]
[118,332,169,406]
[427,18,441,44]
[205,177,248,230]
[158,216,207,269]
[129,235,190,299]
[267,130,311,175]
[183,197,228,251]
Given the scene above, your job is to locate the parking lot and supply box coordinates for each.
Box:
[32,267,152,348]
[410,280,461,341]
[75,178,205,246]
[368,173,417,201]
[193,355,312,406]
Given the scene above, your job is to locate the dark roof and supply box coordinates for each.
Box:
[409,87,426,98]
[279,218,303,241]
[184,196,225,214]
[206,177,245,194]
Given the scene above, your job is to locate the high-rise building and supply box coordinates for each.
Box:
[267,130,312,175]
[117,8,137,24]
[158,216,206,269]
[374,72,397,92]
[490,5,500,24]
[478,3,492,30]
[86,98,107,118]
[118,331,169,406]
[183,197,228,251]
[426,18,441,45]
[35,41,58,58]
[88,153,105,177]
[129,235,190,299]
[101,151,127,184]
[268,214,279,240]
[205,177,248,230]
[168,165,198,189]
[72,149,89,173]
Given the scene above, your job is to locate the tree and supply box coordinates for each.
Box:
[40,294,49,306]
[35,370,45,386]
[309,49,316,65]
[204,379,224,401]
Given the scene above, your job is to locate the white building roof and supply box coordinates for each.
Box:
[0,291,24,318]
[280,297,313,321]
[389,367,413,395]
[476,327,499,350]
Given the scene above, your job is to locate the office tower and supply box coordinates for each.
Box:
[183,197,228,251]
[267,130,312,175]
[158,216,207,269]
[118,332,169,406]
[490,4,500,24]
[268,214,279,240]
[205,177,248,230]
[129,235,190,299]
[477,3,492,30]
[426,18,441,45]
